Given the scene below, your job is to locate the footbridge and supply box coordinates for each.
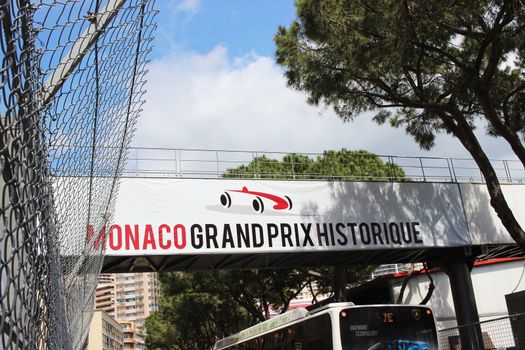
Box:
[71,148,525,273]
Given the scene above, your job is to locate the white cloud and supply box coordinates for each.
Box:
[175,0,200,15]
[134,45,518,162]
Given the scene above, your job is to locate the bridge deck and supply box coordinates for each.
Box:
[101,245,522,273]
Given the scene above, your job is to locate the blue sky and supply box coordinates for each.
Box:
[133,0,516,160]
[153,0,296,59]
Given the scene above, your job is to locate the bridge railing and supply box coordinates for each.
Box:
[51,146,523,183]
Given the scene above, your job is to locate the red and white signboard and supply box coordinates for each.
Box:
[88,178,476,256]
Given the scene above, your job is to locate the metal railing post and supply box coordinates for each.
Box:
[216,151,220,177]
[177,149,182,176]
[450,158,458,182]
[135,148,139,174]
[388,156,395,182]
[504,160,512,183]
[446,158,454,182]
[291,154,295,179]
[253,152,258,178]
[174,149,178,176]
[419,157,427,182]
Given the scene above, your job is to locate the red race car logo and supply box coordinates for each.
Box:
[220,186,293,213]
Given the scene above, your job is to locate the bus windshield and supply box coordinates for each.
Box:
[339,306,438,350]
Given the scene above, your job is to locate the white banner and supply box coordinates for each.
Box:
[92,178,472,256]
[460,184,525,245]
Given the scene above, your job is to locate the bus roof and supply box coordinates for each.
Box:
[214,308,308,349]
[213,302,358,350]
[307,301,355,315]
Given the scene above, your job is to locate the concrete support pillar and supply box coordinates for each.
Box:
[332,266,346,302]
[445,260,484,350]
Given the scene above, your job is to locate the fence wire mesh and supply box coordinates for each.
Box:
[1,0,157,348]
[439,313,525,350]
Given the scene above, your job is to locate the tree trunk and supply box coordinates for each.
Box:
[444,111,525,250]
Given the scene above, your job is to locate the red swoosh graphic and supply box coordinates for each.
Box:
[229,187,290,210]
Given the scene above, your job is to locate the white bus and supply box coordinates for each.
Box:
[213,302,438,350]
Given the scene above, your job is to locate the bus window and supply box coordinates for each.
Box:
[256,314,332,350]
[339,306,438,350]
[301,314,333,350]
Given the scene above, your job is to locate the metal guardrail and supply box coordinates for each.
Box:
[122,147,524,183]
[49,146,525,183]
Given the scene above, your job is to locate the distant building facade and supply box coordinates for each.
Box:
[120,320,145,350]
[371,263,424,279]
[96,274,118,318]
[114,273,160,329]
[86,310,124,350]
[94,272,160,331]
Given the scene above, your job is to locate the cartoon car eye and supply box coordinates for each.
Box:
[284,195,292,210]
[252,196,264,213]
[220,192,232,208]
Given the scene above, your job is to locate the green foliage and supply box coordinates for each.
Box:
[146,268,375,350]
[145,269,315,350]
[158,269,312,323]
[223,149,406,181]
[313,265,377,293]
[145,272,252,350]
[275,0,525,148]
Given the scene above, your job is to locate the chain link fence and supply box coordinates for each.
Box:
[439,313,525,349]
[1,0,156,348]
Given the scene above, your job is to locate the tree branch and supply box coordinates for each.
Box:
[402,67,422,99]
[415,49,425,94]
[475,2,514,84]
[412,42,468,71]
[503,83,525,124]
[368,76,450,112]
[436,21,484,39]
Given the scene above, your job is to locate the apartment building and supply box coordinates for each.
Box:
[86,310,124,350]
[114,273,160,329]
[94,273,160,331]
[120,320,145,350]
[96,274,117,318]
